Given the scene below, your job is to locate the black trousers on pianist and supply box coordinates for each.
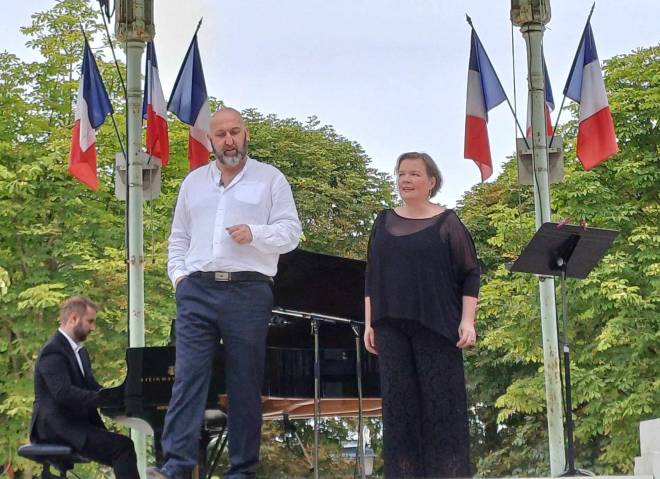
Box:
[78,427,140,479]
[374,318,472,478]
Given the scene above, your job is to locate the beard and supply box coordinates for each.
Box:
[212,141,248,167]
[73,323,89,342]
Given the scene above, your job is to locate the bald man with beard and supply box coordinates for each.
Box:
[148,108,302,479]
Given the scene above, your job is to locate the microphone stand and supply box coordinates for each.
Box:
[310,316,321,479]
[350,321,366,479]
[273,307,365,479]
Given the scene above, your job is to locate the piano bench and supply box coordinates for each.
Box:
[204,409,227,432]
[18,443,89,478]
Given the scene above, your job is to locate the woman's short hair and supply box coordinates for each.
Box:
[395,152,443,198]
[59,296,99,324]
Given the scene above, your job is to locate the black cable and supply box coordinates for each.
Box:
[97,1,126,98]
[76,25,127,193]
[525,25,570,465]
[511,21,527,249]
[523,27,544,211]
[94,0,127,205]
[123,0,131,345]
[466,16,530,151]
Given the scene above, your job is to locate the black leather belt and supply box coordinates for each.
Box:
[190,271,273,283]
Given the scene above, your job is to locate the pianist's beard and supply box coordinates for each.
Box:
[73,322,90,342]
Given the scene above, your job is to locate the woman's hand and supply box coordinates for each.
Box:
[456,319,477,349]
[364,324,378,355]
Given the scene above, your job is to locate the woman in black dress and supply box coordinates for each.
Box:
[364,152,480,478]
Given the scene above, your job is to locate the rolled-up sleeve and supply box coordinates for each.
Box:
[249,173,302,254]
[167,185,191,288]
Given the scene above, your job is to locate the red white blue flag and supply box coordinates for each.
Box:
[563,21,618,170]
[526,56,555,138]
[464,29,507,181]
[142,42,169,166]
[69,40,113,190]
[168,33,211,170]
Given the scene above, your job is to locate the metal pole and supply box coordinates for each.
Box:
[520,21,566,476]
[351,322,366,479]
[311,317,320,479]
[125,38,147,477]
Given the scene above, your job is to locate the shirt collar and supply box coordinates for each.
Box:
[58,327,83,353]
[211,157,252,188]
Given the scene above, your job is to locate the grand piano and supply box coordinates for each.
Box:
[99,249,381,470]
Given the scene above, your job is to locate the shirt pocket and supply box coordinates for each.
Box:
[233,181,265,205]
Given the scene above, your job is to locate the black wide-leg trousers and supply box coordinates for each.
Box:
[374,318,472,478]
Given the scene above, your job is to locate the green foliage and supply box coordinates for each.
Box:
[1,0,657,477]
[0,1,394,476]
[460,45,660,476]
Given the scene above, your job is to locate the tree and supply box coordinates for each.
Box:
[460,45,659,476]
[0,2,395,476]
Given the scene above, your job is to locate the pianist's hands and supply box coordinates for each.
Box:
[97,387,123,408]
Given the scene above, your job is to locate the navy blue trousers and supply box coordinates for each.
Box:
[160,276,273,478]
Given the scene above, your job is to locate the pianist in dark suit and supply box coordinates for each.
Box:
[148,107,302,479]
[29,296,139,479]
[364,152,480,478]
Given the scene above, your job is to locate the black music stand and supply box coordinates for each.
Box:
[511,222,618,476]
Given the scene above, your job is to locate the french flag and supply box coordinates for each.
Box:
[69,40,113,190]
[526,56,555,137]
[563,21,618,170]
[168,33,211,170]
[464,29,507,181]
[142,42,169,166]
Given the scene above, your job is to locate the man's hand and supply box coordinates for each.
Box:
[175,275,188,287]
[226,224,253,244]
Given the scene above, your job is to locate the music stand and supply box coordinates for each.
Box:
[511,222,618,476]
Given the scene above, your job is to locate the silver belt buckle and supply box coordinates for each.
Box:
[214,271,230,281]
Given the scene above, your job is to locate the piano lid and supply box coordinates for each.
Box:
[274,249,365,322]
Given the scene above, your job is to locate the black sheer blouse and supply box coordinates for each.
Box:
[365,209,480,342]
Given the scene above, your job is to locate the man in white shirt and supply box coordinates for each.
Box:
[30,296,139,478]
[149,108,301,479]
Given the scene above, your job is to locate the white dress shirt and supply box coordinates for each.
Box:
[58,328,85,376]
[167,157,302,287]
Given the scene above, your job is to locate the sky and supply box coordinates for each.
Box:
[2,0,658,206]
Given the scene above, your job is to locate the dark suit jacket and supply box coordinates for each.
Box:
[30,331,106,451]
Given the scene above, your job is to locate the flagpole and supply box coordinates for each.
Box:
[465,15,530,150]
[126,36,148,477]
[115,3,153,476]
[512,1,566,475]
[195,17,204,36]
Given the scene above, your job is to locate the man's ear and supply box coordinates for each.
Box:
[245,128,250,142]
[64,312,76,328]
